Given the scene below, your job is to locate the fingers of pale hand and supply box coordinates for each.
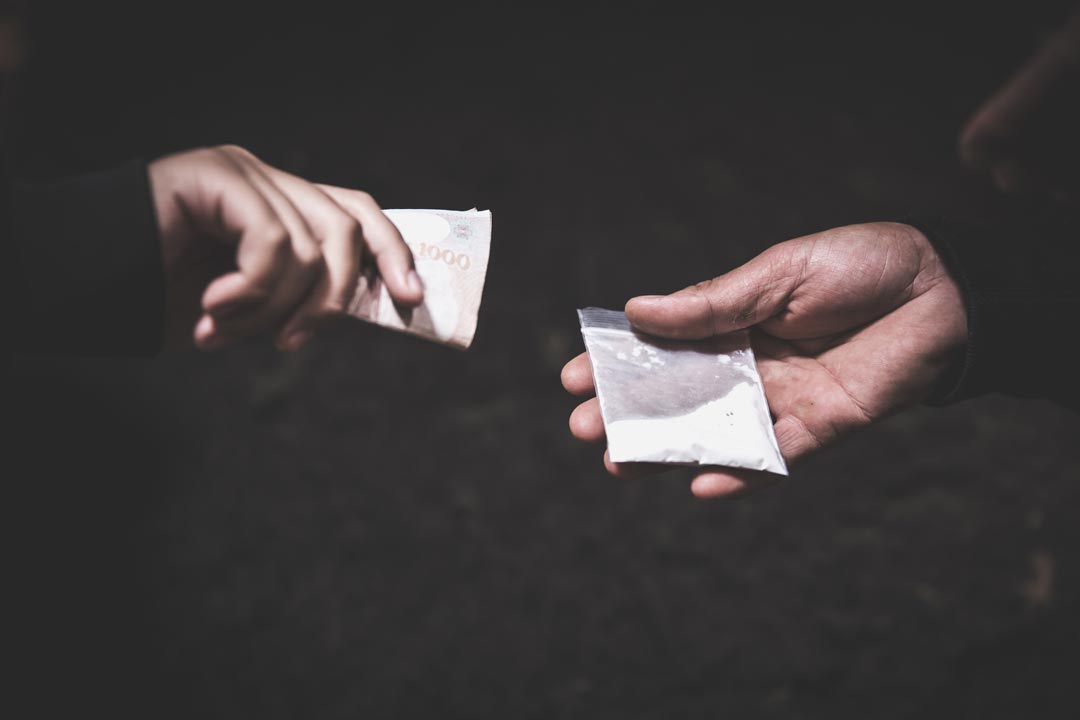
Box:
[218,146,322,298]
[275,266,352,351]
[625,245,800,339]
[253,169,366,349]
[317,184,424,308]
[561,353,595,396]
[183,149,291,290]
[201,272,268,318]
[193,314,240,351]
[198,148,324,345]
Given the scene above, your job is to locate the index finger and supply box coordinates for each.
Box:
[317,185,424,307]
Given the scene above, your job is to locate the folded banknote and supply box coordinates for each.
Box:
[348,208,492,349]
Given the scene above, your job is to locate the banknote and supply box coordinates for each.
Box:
[347,208,492,349]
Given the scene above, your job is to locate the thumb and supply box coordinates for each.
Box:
[625,244,802,339]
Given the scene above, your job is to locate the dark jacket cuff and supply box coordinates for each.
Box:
[10,160,164,356]
[905,213,1080,411]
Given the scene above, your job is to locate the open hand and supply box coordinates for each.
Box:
[562,222,967,499]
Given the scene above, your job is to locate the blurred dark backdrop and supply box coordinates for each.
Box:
[6,2,1080,718]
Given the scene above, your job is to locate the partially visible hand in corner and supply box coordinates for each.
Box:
[959,8,1080,204]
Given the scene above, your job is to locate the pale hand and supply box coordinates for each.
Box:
[149,145,424,351]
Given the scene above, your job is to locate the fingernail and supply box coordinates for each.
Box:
[406,269,424,295]
[630,295,665,305]
[282,330,313,352]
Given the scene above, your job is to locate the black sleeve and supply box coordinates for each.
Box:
[5,160,165,357]
[907,208,1080,412]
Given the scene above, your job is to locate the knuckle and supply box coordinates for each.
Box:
[691,279,723,307]
[892,222,925,248]
[297,244,325,272]
[262,223,291,253]
[327,213,361,240]
[200,146,234,167]
[216,143,253,159]
[351,190,378,209]
[692,278,718,294]
[690,279,733,328]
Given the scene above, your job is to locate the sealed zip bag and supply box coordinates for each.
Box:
[577,307,787,475]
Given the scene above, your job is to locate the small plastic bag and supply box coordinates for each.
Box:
[578,307,787,475]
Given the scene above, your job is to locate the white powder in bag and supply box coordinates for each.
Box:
[579,307,787,475]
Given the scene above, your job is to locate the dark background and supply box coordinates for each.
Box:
[7,2,1080,718]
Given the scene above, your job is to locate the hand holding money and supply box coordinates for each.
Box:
[149,145,490,352]
[348,208,492,349]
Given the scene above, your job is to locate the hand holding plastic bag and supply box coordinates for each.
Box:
[563,223,968,499]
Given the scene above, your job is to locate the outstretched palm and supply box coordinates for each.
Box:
[561,222,967,498]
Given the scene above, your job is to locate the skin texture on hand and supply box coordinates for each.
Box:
[562,222,967,500]
[959,8,1080,202]
[148,145,424,351]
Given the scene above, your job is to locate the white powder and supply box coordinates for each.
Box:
[578,307,787,476]
[605,382,787,474]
